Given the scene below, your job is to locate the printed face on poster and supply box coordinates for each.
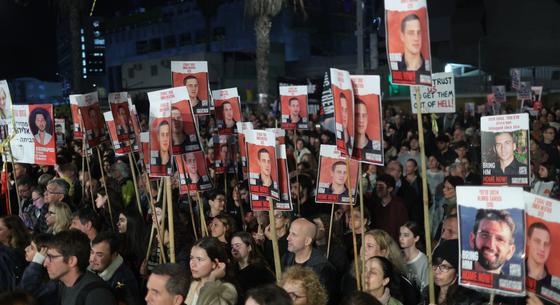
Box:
[171,61,211,116]
[237,122,254,179]
[481,113,530,186]
[315,145,358,204]
[350,75,384,165]
[518,82,531,101]
[410,72,455,114]
[457,186,525,296]
[104,112,131,155]
[250,144,292,211]
[54,118,66,147]
[76,92,107,147]
[385,0,432,86]
[69,95,83,139]
[524,192,560,304]
[109,92,134,143]
[8,105,56,165]
[213,135,235,175]
[492,86,507,103]
[147,88,175,177]
[246,130,279,200]
[128,102,142,152]
[511,69,521,90]
[213,88,241,134]
[0,80,13,142]
[176,151,213,195]
[171,98,202,155]
[280,85,309,130]
[331,68,354,156]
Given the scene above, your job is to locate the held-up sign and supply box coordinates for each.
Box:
[410,72,455,114]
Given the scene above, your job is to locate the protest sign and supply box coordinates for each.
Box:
[0,80,13,142]
[457,186,525,296]
[147,89,173,177]
[128,102,141,152]
[237,122,254,179]
[108,92,134,146]
[212,88,241,135]
[176,151,213,195]
[170,92,202,154]
[331,68,354,156]
[75,91,107,147]
[385,0,432,86]
[511,69,521,91]
[8,104,56,165]
[171,61,212,115]
[104,111,131,155]
[265,128,286,145]
[518,82,531,101]
[279,85,309,130]
[140,132,150,173]
[246,130,279,200]
[350,75,384,164]
[524,192,560,304]
[69,94,83,139]
[315,145,359,204]
[213,135,234,175]
[531,86,543,111]
[481,113,530,186]
[319,72,336,134]
[54,118,66,147]
[250,144,292,211]
[410,72,455,113]
[492,85,507,103]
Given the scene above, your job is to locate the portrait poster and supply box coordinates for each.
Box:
[108,92,134,146]
[175,151,213,195]
[531,86,543,111]
[75,91,107,147]
[410,72,455,113]
[457,186,526,296]
[518,82,532,101]
[213,135,234,175]
[246,130,279,200]
[140,132,150,173]
[54,118,66,147]
[8,104,56,165]
[171,61,211,115]
[319,72,336,134]
[69,94,83,139]
[279,85,309,130]
[250,144,292,211]
[212,88,241,135]
[265,128,286,145]
[524,192,560,304]
[170,89,203,154]
[315,145,359,204]
[237,122,254,179]
[350,75,384,165]
[331,68,354,156]
[481,113,530,186]
[492,86,507,103]
[0,80,13,142]
[384,0,432,86]
[147,88,173,177]
[511,69,521,91]
[104,111,130,155]
[128,102,141,152]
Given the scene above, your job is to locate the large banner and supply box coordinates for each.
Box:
[175,151,213,195]
[250,144,292,211]
[315,145,359,204]
[524,192,560,304]
[108,92,134,146]
[237,122,254,179]
[279,85,309,130]
[331,68,354,156]
[171,61,212,115]
[75,91,107,147]
[350,75,384,164]
[170,90,202,154]
[384,0,432,86]
[457,186,525,296]
[481,113,530,186]
[410,72,455,113]
[246,130,279,200]
[104,111,131,155]
[69,94,83,139]
[0,80,13,141]
[147,89,173,177]
[9,105,56,165]
[213,88,241,135]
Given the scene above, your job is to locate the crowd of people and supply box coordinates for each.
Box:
[0,101,558,305]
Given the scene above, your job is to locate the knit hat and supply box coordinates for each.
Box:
[432,239,459,269]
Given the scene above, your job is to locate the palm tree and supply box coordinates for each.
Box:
[245,0,305,104]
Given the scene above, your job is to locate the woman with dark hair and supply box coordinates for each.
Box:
[0,216,30,292]
[540,126,560,168]
[231,231,275,295]
[95,186,124,231]
[363,256,403,305]
[399,221,428,292]
[210,213,236,257]
[429,176,463,240]
[186,237,237,305]
[0,216,31,252]
[117,210,148,281]
[531,162,559,199]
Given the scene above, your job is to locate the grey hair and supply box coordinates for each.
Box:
[112,162,130,179]
[47,178,70,196]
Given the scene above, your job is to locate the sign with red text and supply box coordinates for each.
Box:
[176,151,213,195]
[170,90,203,154]
[315,145,359,204]
[75,91,107,147]
[331,68,354,156]
[237,122,254,179]
[246,130,279,200]
[410,72,455,113]
[171,61,212,115]
[250,144,292,211]
[280,85,309,130]
[457,186,526,296]
[104,111,131,155]
[147,88,174,177]
[0,80,13,142]
[69,94,83,139]
[481,113,530,186]
[213,88,242,135]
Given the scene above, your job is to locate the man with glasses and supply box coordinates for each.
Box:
[44,178,69,207]
[469,209,516,274]
[44,230,116,305]
[17,176,35,230]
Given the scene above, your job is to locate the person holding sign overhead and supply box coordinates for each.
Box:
[397,14,428,72]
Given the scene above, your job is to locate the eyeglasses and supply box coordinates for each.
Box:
[48,211,56,216]
[287,292,306,301]
[46,253,64,262]
[45,189,64,195]
[32,197,41,202]
[432,264,454,273]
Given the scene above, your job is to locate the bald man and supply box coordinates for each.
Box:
[281,218,338,305]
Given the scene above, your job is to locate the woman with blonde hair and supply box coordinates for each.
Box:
[45,202,71,234]
[280,265,328,305]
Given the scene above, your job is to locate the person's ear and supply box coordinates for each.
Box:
[67,255,78,268]
[173,294,185,305]
[414,235,420,243]
[382,276,390,287]
[507,243,516,260]
[469,232,475,249]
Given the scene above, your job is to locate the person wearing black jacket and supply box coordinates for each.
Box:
[19,233,57,305]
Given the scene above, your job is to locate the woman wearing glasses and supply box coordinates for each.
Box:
[279,265,327,305]
[45,202,71,234]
